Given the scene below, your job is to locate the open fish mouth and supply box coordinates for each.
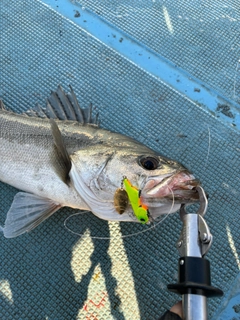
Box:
[140,171,200,205]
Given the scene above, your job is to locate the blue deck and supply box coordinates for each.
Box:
[0,1,240,319]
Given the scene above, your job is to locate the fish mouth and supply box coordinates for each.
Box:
[140,171,200,205]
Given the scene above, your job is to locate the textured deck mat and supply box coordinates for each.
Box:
[0,1,240,319]
[74,0,240,105]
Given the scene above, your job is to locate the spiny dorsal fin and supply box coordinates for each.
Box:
[24,85,99,125]
[0,100,6,110]
[25,104,47,118]
[67,85,84,122]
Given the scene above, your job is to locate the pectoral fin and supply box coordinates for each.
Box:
[2,192,62,238]
[50,119,72,184]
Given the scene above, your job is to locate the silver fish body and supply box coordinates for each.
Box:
[0,86,199,237]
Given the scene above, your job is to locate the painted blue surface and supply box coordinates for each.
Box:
[214,273,240,320]
[42,0,240,130]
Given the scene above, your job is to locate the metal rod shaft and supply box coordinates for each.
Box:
[183,294,207,320]
[182,214,202,257]
[182,214,208,320]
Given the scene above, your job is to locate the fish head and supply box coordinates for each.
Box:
[106,147,200,218]
[137,154,200,218]
[70,139,200,222]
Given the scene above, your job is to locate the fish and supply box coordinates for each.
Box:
[0,85,200,238]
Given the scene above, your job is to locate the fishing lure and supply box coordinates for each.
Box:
[123,178,149,224]
[113,177,149,223]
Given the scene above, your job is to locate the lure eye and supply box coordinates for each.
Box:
[139,156,160,170]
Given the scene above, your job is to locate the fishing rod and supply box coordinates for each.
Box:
[167,186,223,320]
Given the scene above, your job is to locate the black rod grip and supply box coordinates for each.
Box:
[167,257,223,298]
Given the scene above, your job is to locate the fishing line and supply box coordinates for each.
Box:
[63,188,175,240]
[204,126,211,170]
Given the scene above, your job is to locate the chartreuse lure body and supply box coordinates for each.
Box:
[123,178,149,224]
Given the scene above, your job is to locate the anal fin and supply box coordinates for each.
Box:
[3,192,62,238]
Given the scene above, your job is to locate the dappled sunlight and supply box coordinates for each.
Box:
[0,279,13,304]
[77,264,111,319]
[163,6,174,34]
[108,221,140,318]
[71,229,94,283]
[226,224,240,270]
[70,222,140,318]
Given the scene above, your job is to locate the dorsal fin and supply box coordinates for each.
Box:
[25,104,47,118]
[67,85,84,122]
[0,100,6,110]
[23,85,100,125]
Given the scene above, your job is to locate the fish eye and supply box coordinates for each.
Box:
[139,156,160,170]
